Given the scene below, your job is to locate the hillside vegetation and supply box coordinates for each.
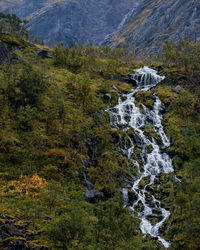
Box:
[0,14,200,249]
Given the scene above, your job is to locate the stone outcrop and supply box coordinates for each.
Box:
[84,189,105,203]
[0,215,46,249]
[0,42,20,64]
[36,49,52,58]
[0,42,11,64]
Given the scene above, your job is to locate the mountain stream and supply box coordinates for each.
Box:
[108,67,174,248]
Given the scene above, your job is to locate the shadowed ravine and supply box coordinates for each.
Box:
[108,67,174,248]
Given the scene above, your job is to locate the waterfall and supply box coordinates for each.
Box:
[108,66,174,248]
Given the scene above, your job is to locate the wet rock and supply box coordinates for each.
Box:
[36,49,52,58]
[84,190,105,203]
[133,134,142,143]
[104,93,111,100]
[82,159,95,190]
[145,185,154,192]
[152,208,162,216]
[44,216,52,221]
[74,171,79,177]
[123,75,137,86]
[173,85,181,94]
[153,66,164,72]
[10,53,20,62]
[174,175,181,182]
[101,188,115,199]
[112,85,121,93]
[123,179,133,189]
[85,138,99,159]
[152,236,159,240]
[85,179,94,190]
[128,190,138,206]
[145,193,155,207]
[145,193,152,201]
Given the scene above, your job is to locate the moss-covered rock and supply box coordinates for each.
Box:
[135,91,155,109]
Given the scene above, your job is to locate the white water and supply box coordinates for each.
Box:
[108,66,174,248]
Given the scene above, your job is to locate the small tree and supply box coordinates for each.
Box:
[0,12,29,39]
[18,64,45,107]
[162,38,200,81]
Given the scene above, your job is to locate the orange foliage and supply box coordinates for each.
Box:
[1,175,47,198]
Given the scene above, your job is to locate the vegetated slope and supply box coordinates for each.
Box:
[0,15,200,249]
[0,0,136,45]
[104,0,200,54]
[0,31,155,249]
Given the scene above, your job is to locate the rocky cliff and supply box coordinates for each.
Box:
[0,0,136,46]
[0,0,199,53]
[104,0,200,54]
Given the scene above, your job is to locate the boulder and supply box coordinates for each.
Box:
[0,43,20,65]
[153,66,164,72]
[36,49,52,58]
[128,190,138,206]
[123,74,137,86]
[56,210,62,216]
[10,53,20,62]
[133,134,142,143]
[101,188,115,199]
[104,93,111,100]
[84,189,105,203]
[44,216,52,221]
[173,85,181,94]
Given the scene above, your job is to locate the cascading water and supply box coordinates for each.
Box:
[108,66,174,248]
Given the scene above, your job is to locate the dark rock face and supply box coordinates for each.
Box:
[173,85,181,94]
[36,49,52,58]
[0,215,46,249]
[84,189,105,203]
[104,93,111,100]
[104,0,200,55]
[128,190,138,206]
[0,0,135,46]
[133,134,142,144]
[0,42,20,64]
[1,0,199,53]
[0,42,11,64]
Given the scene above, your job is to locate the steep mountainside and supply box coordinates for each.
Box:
[1,0,199,51]
[104,0,200,54]
[0,0,136,45]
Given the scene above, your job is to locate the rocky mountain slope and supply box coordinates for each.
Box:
[0,0,200,53]
[0,0,136,45]
[104,0,200,54]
